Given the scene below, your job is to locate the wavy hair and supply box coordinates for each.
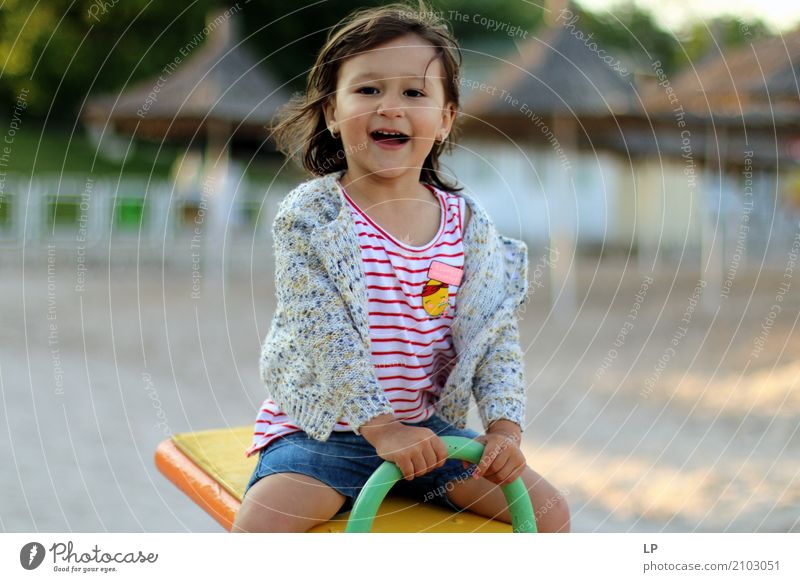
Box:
[271,1,463,191]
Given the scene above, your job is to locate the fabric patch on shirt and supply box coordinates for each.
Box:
[428,260,464,286]
[422,261,463,318]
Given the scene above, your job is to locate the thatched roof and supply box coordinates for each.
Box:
[82,9,288,140]
[461,23,640,126]
[641,27,800,125]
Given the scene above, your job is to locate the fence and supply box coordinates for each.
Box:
[0,173,292,271]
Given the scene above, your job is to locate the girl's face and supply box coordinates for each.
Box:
[323,33,456,183]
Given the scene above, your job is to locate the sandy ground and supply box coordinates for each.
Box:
[2,243,799,533]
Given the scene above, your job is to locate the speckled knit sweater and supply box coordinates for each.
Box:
[259,170,529,441]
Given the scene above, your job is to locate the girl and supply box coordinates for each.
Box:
[233,3,570,533]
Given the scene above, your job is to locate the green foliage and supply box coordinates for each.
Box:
[0,121,177,176]
[676,15,771,68]
[0,0,546,118]
[569,1,683,73]
[239,0,545,93]
[0,0,780,134]
[0,0,219,116]
[571,0,772,74]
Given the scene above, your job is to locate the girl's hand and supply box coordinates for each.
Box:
[367,423,449,481]
[462,427,526,486]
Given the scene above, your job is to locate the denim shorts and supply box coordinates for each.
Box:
[243,414,481,514]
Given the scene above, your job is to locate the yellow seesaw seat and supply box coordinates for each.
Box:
[155,426,511,532]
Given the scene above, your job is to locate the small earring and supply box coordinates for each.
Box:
[330,126,339,138]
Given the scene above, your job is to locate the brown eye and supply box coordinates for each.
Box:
[357,87,378,95]
[405,89,424,97]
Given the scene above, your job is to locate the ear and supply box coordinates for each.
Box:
[438,101,457,141]
[322,97,338,133]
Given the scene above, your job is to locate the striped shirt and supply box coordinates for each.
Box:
[246,183,466,457]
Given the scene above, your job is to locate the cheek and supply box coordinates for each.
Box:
[339,110,369,132]
[414,112,444,132]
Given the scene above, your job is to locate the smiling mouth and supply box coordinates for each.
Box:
[370,130,410,146]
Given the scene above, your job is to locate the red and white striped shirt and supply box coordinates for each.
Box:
[246,182,466,457]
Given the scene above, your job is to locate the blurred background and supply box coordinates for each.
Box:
[1,0,799,532]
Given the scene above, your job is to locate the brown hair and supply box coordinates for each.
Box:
[271,1,463,192]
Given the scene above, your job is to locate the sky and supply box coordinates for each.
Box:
[576,0,800,32]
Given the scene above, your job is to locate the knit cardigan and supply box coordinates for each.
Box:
[259,170,529,441]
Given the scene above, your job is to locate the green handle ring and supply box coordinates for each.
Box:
[344,436,537,533]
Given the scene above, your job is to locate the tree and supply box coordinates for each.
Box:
[676,15,771,69]
[0,0,218,118]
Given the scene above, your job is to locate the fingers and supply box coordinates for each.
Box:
[473,447,504,480]
[501,463,526,485]
[472,458,490,480]
[462,456,524,484]
[473,439,524,481]
[451,433,528,484]
[402,440,450,480]
[432,437,448,469]
[392,429,450,480]
[421,437,449,475]
[475,456,526,486]
[398,458,415,481]
[402,442,525,484]
[418,447,439,477]
[481,454,510,480]
[462,437,483,470]
[406,451,434,480]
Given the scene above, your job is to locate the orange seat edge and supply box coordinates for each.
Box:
[155,439,241,532]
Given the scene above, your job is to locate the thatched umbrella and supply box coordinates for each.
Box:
[641,28,800,125]
[462,21,639,125]
[83,8,287,139]
[82,8,288,284]
[637,28,800,309]
[461,19,640,315]
[621,26,800,171]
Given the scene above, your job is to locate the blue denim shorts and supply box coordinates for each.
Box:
[243,414,481,514]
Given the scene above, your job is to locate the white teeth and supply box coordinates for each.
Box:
[374,130,406,136]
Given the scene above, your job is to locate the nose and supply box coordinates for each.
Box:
[376,92,404,118]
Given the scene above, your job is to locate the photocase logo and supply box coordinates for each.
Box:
[20,542,46,570]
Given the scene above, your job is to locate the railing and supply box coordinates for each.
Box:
[0,173,292,263]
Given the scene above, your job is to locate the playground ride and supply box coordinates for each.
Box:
[156,428,537,533]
